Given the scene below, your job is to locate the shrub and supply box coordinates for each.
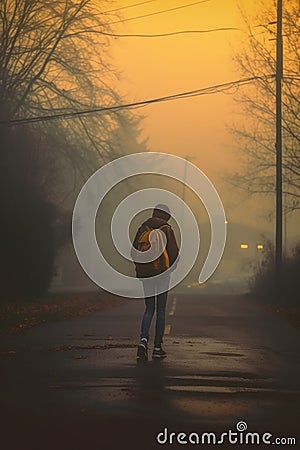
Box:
[249,240,300,306]
[0,126,58,300]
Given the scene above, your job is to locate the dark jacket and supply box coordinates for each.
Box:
[132,216,179,278]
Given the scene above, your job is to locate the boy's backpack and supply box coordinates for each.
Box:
[136,225,170,277]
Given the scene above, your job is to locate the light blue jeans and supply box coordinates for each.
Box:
[140,275,170,348]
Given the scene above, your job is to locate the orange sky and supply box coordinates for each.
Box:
[110,0,264,162]
[107,0,298,238]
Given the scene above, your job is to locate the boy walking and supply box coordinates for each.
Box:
[132,204,179,360]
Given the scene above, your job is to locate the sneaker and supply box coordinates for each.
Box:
[137,340,148,361]
[152,347,167,359]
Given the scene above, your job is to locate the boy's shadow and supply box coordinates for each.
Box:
[134,357,169,409]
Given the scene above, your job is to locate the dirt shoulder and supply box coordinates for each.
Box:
[0,291,127,335]
[267,305,300,329]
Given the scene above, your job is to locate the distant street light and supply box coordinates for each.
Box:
[240,244,249,249]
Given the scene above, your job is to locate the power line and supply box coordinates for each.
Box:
[68,24,272,40]
[109,0,210,24]
[102,0,159,14]
[100,27,239,38]
[0,75,275,127]
[68,24,239,40]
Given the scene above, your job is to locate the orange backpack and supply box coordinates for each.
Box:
[137,225,170,276]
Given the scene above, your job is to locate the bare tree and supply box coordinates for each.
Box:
[0,1,145,185]
[230,0,300,213]
[0,1,148,298]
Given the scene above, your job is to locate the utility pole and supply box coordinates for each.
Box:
[181,155,197,228]
[182,155,197,204]
[275,0,283,300]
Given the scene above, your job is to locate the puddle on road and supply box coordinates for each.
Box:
[51,343,137,351]
[171,396,253,419]
[201,352,244,357]
[166,385,282,394]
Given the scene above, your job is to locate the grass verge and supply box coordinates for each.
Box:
[0,291,127,335]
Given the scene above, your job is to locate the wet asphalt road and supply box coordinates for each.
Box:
[1,293,300,450]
